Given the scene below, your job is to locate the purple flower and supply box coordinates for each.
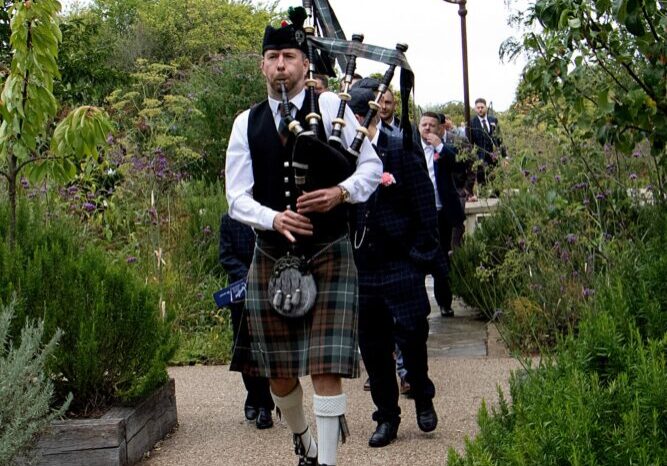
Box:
[538,165,547,173]
[646,184,654,191]
[67,185,78,195]
[566,233,577,244]
[560,156,569,164]
[202,225,212,236]
[522,169,530,177]
[632,150,642,158]
[532,225,541,235]
[518,238,526,250]
[82,202,96,212]
[20,178,29,189]
[126,256,138,264]
[106,134,115,145]
[629,173,637,181]
[560,250,571,262]
[595,193,606,201]
[530,175,538,184]
[554,175,561,182]
[582,288,595,298]
[86,191,95,200]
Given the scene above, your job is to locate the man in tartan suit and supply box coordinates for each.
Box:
[218,213,274,429]
[348,85,446,448]
[224,11,381,466]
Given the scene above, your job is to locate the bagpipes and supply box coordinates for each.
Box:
[281,0,415,195]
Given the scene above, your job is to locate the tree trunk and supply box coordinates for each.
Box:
[8,153,17,248]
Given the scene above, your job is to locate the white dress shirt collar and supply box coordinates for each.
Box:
[370,128,380,148]
[268,87,307,117]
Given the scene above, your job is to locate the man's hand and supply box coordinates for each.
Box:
[273,210,313,243]
[296,187,343,214]
[423,133,442,148]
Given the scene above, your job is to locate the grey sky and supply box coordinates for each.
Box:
[61,0,529,112]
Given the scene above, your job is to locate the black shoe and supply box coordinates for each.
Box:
[368,419,400,448]
[440,307,454,317]
[416,400,438,432]
[294,430,317,466]
[244,405,258,421]
[297,457,317,466]
[255,407,273,429]
[363,377,371,391]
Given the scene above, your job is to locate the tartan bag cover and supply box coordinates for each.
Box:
[230,236,360,379]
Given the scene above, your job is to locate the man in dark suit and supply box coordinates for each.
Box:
[218,214,274,429]
[470,97,503,185]
[418,112,466,317]
[348,87,445,449]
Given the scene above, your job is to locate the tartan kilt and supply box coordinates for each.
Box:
[230,235,360,379]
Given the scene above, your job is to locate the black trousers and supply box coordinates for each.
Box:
[230,303,274,410]
[358,265,435,424]
[433,210,453,310]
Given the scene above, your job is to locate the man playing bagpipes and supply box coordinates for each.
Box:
[224,6,381,466]
[347,84,445,448]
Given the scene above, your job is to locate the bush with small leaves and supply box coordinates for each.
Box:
[0,299,71,465]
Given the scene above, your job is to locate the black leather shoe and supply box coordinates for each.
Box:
[297,456,317,466]
[255,407,273,429]
[440,307,454,317]
[368,419,400,447]
[416,401,438,432]
[244,405,258,421]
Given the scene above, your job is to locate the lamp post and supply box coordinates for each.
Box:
[443,0,471,141]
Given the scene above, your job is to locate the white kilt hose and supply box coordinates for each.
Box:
[230,235,360,379]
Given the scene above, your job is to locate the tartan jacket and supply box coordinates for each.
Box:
[353,131,447,276]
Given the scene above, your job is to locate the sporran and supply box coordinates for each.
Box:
[268,253,317,318]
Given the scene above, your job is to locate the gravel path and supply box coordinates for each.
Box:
[143,294,520,466]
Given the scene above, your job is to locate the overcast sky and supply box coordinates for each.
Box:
[261,0,530,112]
[61,0,530,112]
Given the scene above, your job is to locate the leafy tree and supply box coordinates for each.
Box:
[505,0,667,193]
[132,0,273,65]
[0,0,112,246]
[56,9,127,105]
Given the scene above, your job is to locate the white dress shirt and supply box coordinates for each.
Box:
[421,140,443,211]
[225,88,382,230]
[478,115,490,132]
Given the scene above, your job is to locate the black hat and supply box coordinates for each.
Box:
[348,87,376,116]
[262,7,308,55]
[351,77,381,92]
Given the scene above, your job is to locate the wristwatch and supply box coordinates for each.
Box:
[338,185,351,203]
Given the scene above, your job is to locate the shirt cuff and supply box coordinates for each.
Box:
[258,208,280,231]
[435,142,444,153]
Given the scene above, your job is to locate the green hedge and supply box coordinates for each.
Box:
[0,203,175,414]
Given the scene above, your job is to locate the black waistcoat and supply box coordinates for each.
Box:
[248,92,348,249]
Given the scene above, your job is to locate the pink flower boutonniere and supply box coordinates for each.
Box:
[433,151,441,162]
[381,172,396,187]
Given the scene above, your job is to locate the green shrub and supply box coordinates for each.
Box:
[448,207,667,465]
[0,203,175,414]
[0,299,71,464]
